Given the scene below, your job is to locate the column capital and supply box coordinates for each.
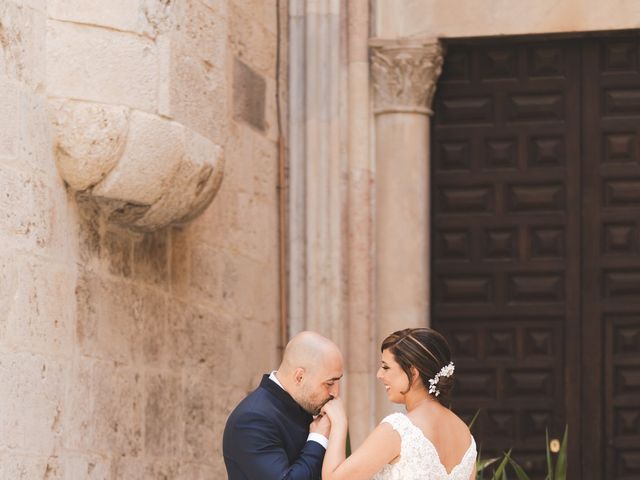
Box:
[369,38,444,115]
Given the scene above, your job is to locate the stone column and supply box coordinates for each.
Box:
[346,0,374,448]
[290,0,375,447]
[370,38,443,419]
[288,0,345,343]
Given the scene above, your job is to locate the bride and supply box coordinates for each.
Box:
[321,328,477,480]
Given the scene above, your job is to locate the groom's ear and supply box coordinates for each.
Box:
[294,367,305,384]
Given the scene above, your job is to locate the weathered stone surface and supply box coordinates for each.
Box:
[1,0,281,476]
[13,0,46,12]
[0,1,46,87]
[224,192,277,261]
[133,229,169,286]
[139,0,174,38]
[141,288,168,367]
[144,373,181,457]
[218,252,278,321]
[370,38,443,114]
[76,194,103,262]
[0,454,63,480]
[186,242,221,303]
[52,107,225,232]
[178,239,277,321]
[63,453,111,480]
[229,2,278,77]
[46,20,157,111]
[47,0,140,33]
[48,100,130,191]
[5,259,75,355]
[44,1,229,233]
[113,457,180,480]
[0,255,19,341]
[235,128,278,200]
[192,185,277,262]
[167,301,231,375]
[176,462,218,480]
[182,378,216,463]
[378,0,640,39]
[0,77,19,160]
[19,89,58,178]
[102,226,133,277]
[169,226,190,298]
[92,110,183,206]
[129,127,225,230]
[64,358,143,455]
[167,0,228,142]
[0,352,65,453]
[233,58,267,131]
[0,165,51,249]
[76,274,144,363]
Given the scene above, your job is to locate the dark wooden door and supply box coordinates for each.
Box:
[431,33,640,480]
[581,35,640,480]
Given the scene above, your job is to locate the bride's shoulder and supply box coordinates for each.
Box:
[380,412,408,425]
[378,412,411,433]
[408,406,472,440]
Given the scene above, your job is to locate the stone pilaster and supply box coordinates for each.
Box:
[370,38,443,419]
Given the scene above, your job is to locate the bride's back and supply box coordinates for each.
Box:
[407,404,472,473]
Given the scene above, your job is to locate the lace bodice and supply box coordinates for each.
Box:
[372,413,477,480]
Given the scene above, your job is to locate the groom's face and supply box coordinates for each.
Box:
[296,355,343,415]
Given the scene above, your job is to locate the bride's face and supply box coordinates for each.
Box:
[377,349,410,403]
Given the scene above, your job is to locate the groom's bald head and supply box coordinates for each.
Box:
[277,331,343,414]
[279,331,342,374]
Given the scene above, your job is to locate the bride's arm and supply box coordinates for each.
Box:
[321,399,400,480]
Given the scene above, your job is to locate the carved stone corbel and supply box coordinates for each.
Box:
[49,99,224,232]
[370,38,444,115]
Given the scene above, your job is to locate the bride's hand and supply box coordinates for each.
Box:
[321,397,347,427]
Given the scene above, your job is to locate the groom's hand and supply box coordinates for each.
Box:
[309,413,331,438]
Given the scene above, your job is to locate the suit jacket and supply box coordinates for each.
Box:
[223,374,325,480]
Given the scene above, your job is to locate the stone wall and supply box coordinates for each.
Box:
[0,0,282,478]
[375,0,640,38]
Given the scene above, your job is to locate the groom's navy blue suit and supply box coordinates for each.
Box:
[223,374,325,480]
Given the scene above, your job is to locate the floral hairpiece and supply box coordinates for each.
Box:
[428,362,455,397]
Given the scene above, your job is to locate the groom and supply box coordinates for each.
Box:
[223,331,344,479]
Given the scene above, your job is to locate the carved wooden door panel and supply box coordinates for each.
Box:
[581,35,640,480]
[431,35,640,479]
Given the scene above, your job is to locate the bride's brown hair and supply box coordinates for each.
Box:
[381,327,454,401]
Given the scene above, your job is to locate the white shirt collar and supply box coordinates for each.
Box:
[269,370,285,390]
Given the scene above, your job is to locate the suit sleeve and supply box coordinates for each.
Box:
[227,411,325,480]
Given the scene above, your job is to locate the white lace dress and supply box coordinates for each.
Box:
[372,412,477,480]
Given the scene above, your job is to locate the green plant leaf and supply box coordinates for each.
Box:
[508,457,531,480]
[555,425,569,480]
[545,429,554,480]
[477,457,500,472]
[490,450,512,480]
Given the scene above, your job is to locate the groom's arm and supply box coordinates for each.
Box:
[228,412,325,480]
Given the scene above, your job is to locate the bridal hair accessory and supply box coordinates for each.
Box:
[428,362,455,397]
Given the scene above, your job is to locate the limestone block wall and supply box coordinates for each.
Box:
[0,0,282,478]
[375,0,640,38]
[46,0,226,231]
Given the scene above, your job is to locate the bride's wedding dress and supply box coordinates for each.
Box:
[372,413,477,480]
